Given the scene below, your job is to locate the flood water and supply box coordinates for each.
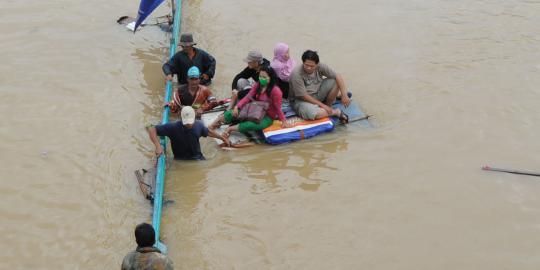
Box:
[2,0,540,269]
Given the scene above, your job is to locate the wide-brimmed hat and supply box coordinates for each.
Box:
[243,50,263,63]
[179,33,197,46]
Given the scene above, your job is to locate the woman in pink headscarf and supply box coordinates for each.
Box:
[270,42,296,99]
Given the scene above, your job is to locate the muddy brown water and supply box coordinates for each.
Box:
[2,0,540,269]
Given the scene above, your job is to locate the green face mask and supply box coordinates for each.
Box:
[259,77,269,86]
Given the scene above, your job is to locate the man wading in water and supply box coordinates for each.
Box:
[147,106,230,160]
[121,223,173,270]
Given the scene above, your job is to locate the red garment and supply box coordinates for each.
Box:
[237,83,286,121]
[170,85,213,113]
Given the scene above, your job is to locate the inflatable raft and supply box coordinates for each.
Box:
[201,97,369,146]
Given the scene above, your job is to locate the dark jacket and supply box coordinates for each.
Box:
[162,47,216,85]
[231,58,270,89]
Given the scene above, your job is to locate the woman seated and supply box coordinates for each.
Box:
[169,66,216,117]
[270,42,296,99]
[210,65,292,137]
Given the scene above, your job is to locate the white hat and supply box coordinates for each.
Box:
[181,106,196,125]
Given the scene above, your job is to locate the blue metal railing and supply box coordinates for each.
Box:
[153,0,182,254]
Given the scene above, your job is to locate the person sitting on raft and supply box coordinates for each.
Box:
[210,65,293,137]
[229,50,271,108]
[168,66,216,118]
[147,106,230,160]
[288,50,350,123]
[270,42,296,99]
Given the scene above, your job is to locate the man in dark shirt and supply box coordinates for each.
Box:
[147,106,230,160]
[163,33,216,86]
[121,223,173,270]
[229,50,271,107]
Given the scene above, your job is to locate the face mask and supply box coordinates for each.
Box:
[259,77,269,86]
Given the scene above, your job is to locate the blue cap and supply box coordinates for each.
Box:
[187,66,200,78]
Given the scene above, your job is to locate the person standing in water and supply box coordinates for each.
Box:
[121,223,174,270]
[147,106,230,160]
[162,33,216,86]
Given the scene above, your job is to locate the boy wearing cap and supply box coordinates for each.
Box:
[163,33,216,86]
[229,50,271,107]
[147,106,230,160]
[168,66,215,117]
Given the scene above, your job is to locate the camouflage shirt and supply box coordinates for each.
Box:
[121,247,174,270]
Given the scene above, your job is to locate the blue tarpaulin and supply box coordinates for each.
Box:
[134,0,165,32]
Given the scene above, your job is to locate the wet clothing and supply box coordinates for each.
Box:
[231,58,271,90]
[169,85,214,113]
[155,120,209,160]
[162,48,216,85]
[121,246,173,270]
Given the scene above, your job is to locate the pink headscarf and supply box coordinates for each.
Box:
[270,42,296,82]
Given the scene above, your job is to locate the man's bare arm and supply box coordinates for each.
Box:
[208,129,231,147]
[146,125,163,156]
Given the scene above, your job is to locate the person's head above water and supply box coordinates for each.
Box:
[180,33,196,54]
[181,106,196,127]
[134,223,155,248]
